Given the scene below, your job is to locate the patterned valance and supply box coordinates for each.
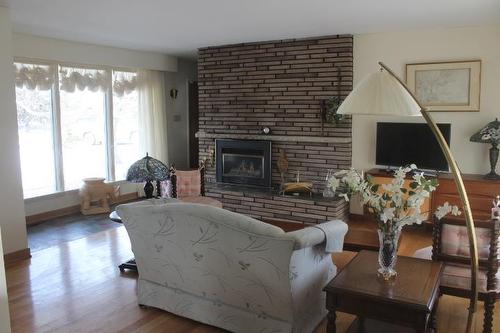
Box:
[113,71,138,96]
[16,62,140,95]
[59,66,108,92]
[14,62,54,90]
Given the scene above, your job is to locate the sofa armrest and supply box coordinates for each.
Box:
[287,220,348,252]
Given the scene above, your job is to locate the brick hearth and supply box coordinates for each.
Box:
[197,35,353,224]
[206,184,349,225]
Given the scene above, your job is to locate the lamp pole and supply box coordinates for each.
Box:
[379,62,478,332]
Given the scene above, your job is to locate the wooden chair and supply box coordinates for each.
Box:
[416,216,499,333]
[169,162,222,208]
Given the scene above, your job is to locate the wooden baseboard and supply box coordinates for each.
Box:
[26,192,138,226]
[4,247,31,266]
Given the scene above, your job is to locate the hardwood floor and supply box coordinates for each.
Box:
[6,220,499,332]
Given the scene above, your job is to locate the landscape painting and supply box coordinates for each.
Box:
[406,60,481,111]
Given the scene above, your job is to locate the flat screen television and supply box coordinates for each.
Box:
[376,122,451,171]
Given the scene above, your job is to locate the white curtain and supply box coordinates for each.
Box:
[138,70,169,165]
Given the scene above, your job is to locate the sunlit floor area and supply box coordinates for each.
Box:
[7,222,499,332]
[27,212,120,252]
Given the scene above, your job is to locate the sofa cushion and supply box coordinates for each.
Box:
[441,224,495,260]
[413,246,499,293]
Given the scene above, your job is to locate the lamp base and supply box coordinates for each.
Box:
[144,181,154,198]
[484,172,500,180]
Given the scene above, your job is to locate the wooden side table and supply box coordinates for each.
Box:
[324,250,443,333]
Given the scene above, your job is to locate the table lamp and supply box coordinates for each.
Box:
[126,153,170,198]
[337,62,479,333]
[470,118,500,180]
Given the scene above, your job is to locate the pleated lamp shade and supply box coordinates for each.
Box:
[337,68,421,116]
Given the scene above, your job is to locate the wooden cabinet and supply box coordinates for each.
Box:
[366,169,500,221]
[432,173,500,220]
[366,169,432,218]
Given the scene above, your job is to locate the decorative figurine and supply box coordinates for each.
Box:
[80,178,120,215]
[492,195,500,220]
[282,170,313,197]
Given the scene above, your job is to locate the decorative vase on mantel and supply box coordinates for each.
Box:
[377,222,402,280]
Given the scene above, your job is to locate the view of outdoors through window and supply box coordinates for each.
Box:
[60,88,107,190]
[113,85,140,180]
[15,86,56,198]
[15,63,140,198]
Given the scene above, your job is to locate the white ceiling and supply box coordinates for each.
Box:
[8,0,500,59]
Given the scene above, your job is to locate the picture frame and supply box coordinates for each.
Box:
[406,60,481,112]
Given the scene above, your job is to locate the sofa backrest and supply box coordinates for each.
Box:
[117,200,296,321]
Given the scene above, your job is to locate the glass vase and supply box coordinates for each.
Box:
[322,170,335,198]
[377,224,402,280]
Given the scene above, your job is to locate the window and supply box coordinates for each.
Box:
[15,84,57,197]
[14,62,141,197]
[60,87,107,190]
[112,71,140,180]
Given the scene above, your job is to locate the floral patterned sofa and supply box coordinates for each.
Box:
[117,199,348,333]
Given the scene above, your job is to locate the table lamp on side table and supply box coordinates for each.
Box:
[470,118,500,180]
[126,153,170,198]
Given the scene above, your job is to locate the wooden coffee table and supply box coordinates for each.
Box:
[324,250,443,333]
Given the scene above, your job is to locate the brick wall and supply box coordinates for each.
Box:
[198,35,353,138]
[197,35,353,223]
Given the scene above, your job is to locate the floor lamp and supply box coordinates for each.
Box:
[337,62,479,332]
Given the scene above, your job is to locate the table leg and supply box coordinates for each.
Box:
[358,317,365,333]
[327,310,337,333]
[118,258,137,272]
[430,294,440,333]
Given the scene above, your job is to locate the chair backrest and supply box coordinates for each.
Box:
[175,169,201,197]
[170,164,206,198]
[432,216,499,289]
[116,200,296,321]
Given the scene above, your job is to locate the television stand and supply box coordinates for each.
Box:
[377,167,439,178]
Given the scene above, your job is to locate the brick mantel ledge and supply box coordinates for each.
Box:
[195,131,352,144]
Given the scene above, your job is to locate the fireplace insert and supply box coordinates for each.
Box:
[216,139,271,187]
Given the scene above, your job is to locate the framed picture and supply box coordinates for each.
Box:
[406,60,481,112]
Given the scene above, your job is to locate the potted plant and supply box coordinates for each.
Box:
[327,164,460,279]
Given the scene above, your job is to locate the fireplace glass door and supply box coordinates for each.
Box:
[216,139,271,187]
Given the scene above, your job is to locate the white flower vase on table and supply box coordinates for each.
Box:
[327,164,461,280]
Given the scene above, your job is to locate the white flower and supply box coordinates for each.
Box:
[451,205,462,216]
[327,177,340,192]
[380,207,395,223]
[327,164,441,229]
[435,202,451,220]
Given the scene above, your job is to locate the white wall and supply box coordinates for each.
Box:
[165,59,198,169]
[353,25,500,176]
[0,227,12,333]
[12,33,178,72]
[0,6,28,254]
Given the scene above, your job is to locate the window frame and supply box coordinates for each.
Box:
[14,57,139,197]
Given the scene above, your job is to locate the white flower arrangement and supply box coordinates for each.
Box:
[327,164,461,230]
